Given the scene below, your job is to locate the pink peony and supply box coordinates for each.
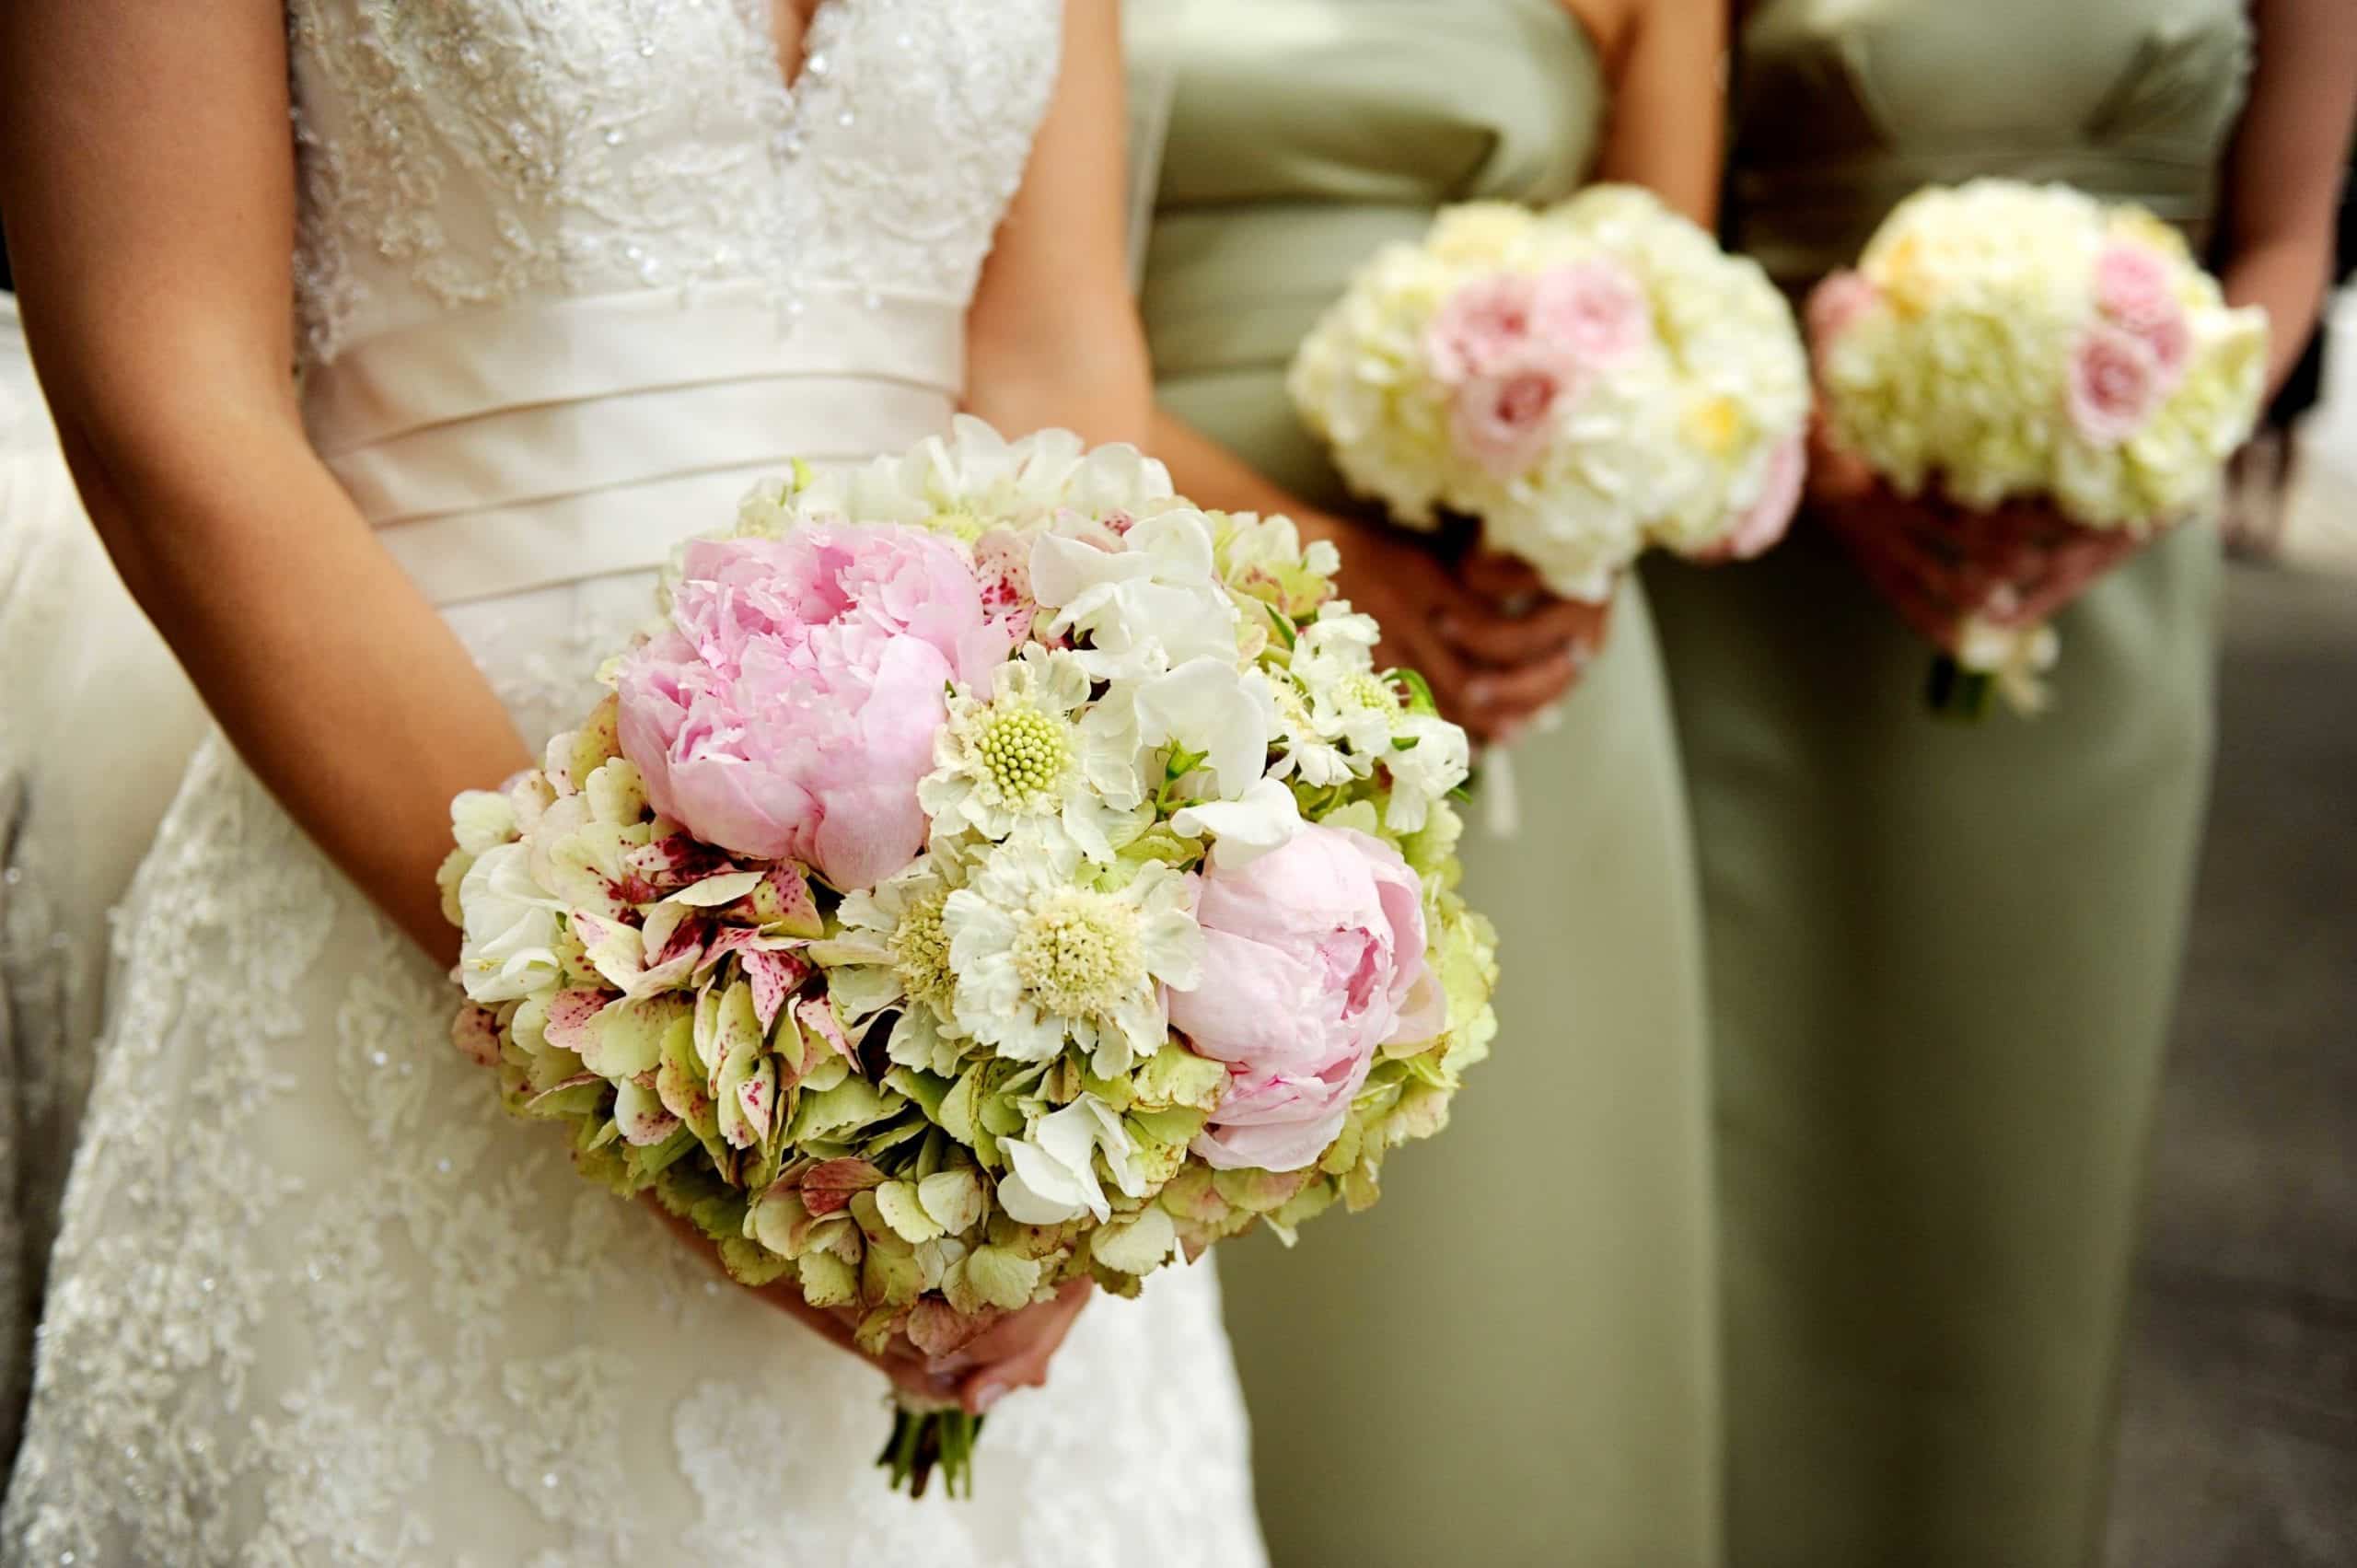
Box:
[1450,348,1582,478]
[1532,259,1651,366]
[1805,270,1882,354]
[615,526,1011,890]
[1713,428,1805,561]
[1175,826,1435,1172]
[2093,242,2190,388]
[2066,322,2165,447]
[1425,273,1544,385]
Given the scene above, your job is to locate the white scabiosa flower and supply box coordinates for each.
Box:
[919,646,1141,860]
[943,822,1204,1078]
[813,853,972,1074]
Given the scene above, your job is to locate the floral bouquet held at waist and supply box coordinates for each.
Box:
[1287,185,1812,603]
[1809,180,2269,716]
[440,420,1498,1499]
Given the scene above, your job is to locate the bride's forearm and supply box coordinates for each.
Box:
[60,406,528,965]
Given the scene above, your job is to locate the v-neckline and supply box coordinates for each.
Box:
[768,0,844,99]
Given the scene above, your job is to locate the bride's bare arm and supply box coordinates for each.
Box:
[961,0,1156,448]
[0,1,529,964]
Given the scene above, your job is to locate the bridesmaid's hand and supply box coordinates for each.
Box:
[1309,514,1597,745]
[1807,419,2142,654]
[1446,548,1615,744]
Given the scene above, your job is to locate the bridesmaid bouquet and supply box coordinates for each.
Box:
[1288,185,1811,601]
[1811,180,2268,713]
[438,421,1499,1499]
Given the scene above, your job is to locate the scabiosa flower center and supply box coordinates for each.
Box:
[927,506,988,543]
[975,704,1070,806]
[1341,672,1398,714]
[1010,889,1145,1022]
[888,889,958,1015]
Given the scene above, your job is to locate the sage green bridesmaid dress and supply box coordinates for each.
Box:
[1130,5,1719,1563]
[1642,3,2252,1564]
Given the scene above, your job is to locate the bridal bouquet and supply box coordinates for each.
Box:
[1288,185,1811,602]
[1811,180,2268,712]
[439,421,1498,1498]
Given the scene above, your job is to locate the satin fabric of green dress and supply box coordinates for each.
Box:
[1132,5,1718,1563]
[1642,3,2251,1563]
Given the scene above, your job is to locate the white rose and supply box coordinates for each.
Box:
[457,842,564,1003]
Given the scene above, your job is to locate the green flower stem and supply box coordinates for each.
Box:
[1923,653,1995,721]
[876,1401,987,1500]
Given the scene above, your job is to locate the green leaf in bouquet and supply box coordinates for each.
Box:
[716,1232,793,1288]
[916,1167,985,1236]
[796,1248,859,1308]
[939,1064,983,1148]
[1317,1113,1365,1178]
[958,1244,1044,1312]
[525,1072,610,1121]
[655,1012,719,1140]
[852,1110,930,1163]
[749,1187,809,1258]
[1212,1167,1313,1215]
[875,1180,946,1246]
[1089,1206,1177,1275]
[1388,666,1441,717]
[1133,1044,1227,1112]
[1341,1163,1381,1214]
[624,1126,698,1186]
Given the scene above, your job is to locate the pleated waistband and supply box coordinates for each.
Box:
[303,282,964,606]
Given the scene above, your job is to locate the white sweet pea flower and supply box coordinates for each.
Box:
[1171,777,1304,869]
[919,645,1141,860]
[1130,658,1281,802]
[996,1093,1149,1225]
[456,842,564,1004]
[1029,509,1241,679]
[1384,713,1472,834]
[943,821,1203,1077]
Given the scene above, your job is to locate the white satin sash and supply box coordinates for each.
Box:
[303,282,964,606]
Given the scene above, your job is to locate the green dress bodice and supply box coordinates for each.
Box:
[1734,0,2252,287]
[1134,0,1606,505]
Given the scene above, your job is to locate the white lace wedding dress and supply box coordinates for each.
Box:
[0,5,1265,1563]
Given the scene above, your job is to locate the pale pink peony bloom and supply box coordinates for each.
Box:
[616,527,1011,890]
[1532,259,1651,366]
[1804,269,1882,354]
[2093,242,2191,387]
[1176,826,1433,1172]
[1712,428,1806,562]
[2066,322,2165,447]
[1424,273,1545,384]
[1450,348,1583,478]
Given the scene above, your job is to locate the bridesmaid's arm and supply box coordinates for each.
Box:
[962,0,1155,448]
[1578,0,1725,225]
[0,0,528,966]
[2216,0,2357,398]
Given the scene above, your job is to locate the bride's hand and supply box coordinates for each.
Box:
[1311,514,1595,744]
[656,1203,1093,1412]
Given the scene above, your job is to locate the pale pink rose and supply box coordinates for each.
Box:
[1450,347,1583,479]
[1176,826,1431,1172]
[2093,243,2190,387]
[1425,273,1543,384]
[1709,428,1806,562]
[1804,270,1881,355]
[1532,259,1651,366]
[616,527,1011,890]
[2066,322,2165,447]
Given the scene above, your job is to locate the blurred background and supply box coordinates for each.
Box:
[2103,278,2357,1566]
